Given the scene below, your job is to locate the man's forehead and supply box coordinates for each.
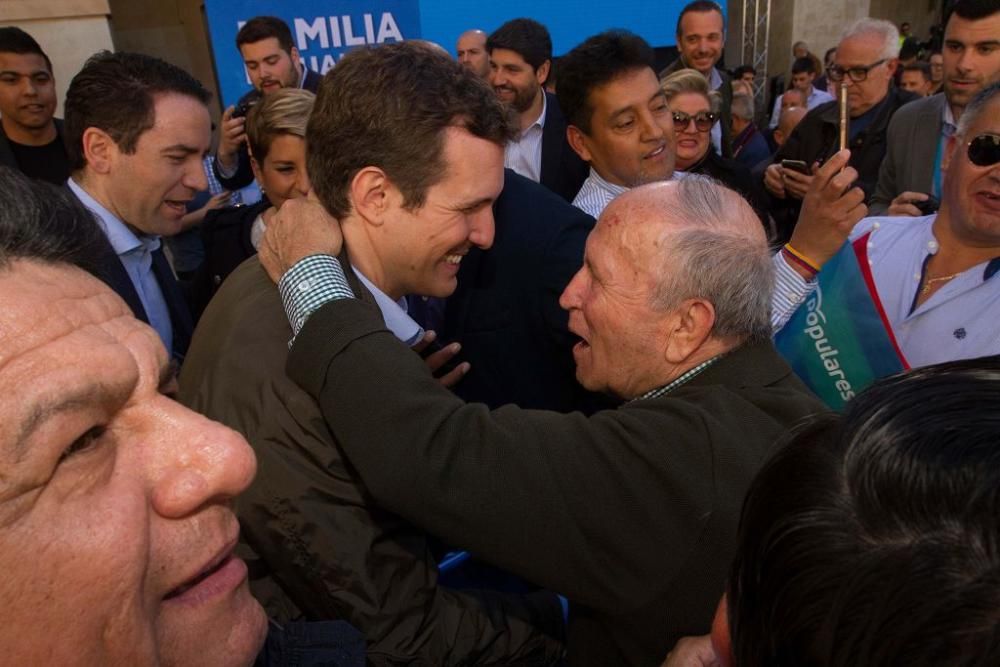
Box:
[241,38,286,59]
[680,10,724,35]
[836,35,882,63]
[590,68,659,114]
[0,51,50,74]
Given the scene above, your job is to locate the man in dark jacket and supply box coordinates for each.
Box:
[257,176,827,665]
[487,18,588,202]
[213,16,321,191]
[764,18,916,232]
[179,42,565,664]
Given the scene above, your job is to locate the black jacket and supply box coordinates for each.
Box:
[188,198,270,322]
[540,92,589,202]
[767,86,917,238]
[214,69,323,191]
[443,169,612,413]
[288,298,827,666]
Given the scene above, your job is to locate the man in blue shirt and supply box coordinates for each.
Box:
[63,51,207,362]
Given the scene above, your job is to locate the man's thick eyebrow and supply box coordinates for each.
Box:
[160,144,200,155]
[0,69,46,77]
[13,383,127,463]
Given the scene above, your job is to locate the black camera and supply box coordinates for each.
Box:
[232,94,260,119]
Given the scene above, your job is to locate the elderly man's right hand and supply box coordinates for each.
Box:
[787,149,867,271]
[259,195,343,284]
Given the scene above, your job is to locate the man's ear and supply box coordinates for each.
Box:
[349,166,392,227]
[536,59,551,87]
[290,46,302,70]
[663,298,716,364]
[885,57,899,77]
[80,127,116,175]
[566,125,592,163]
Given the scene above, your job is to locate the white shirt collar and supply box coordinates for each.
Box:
[351,267,424,346]
[67,177,157,256]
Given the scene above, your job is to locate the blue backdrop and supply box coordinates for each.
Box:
[204,0,704,106]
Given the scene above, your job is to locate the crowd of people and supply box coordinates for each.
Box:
[0,0,998,664]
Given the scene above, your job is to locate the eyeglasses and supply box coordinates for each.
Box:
[967,133,1000,167]
[672,110,718,132]
[825,59,887,83]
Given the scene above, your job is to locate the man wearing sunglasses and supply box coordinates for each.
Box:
[872,0,1000,216]
[765,19,916,231]
[773,82,1000,370]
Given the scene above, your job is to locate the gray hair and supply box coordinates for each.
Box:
[840,18,900,60]
[731,92,755,121]
[650,175,773,343]
[956,81,1000,137]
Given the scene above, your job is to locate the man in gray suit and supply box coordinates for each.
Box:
[871,0,1000,215]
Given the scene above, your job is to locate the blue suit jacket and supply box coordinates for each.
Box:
[441,169,613,413]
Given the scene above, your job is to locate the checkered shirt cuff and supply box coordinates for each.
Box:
[278,254,354,338]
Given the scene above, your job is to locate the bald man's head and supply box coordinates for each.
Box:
[559,176,772,398]
[774,106,807,147]
[456,29,490,78]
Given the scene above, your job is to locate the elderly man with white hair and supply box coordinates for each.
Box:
[254,175,825,666]
[765,18,918,225]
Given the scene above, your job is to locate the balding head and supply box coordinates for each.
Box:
[559,176,772,398]
[456,29,489,78]
[774,105,807,147]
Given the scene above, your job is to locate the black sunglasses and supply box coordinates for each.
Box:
[672,110,718,132]
[968,133,1000,167]
[826,58,887,83]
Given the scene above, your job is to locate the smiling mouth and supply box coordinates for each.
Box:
[444,253,465,266]
[644,144,667,159]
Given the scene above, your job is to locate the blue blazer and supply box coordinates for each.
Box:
[442,169,614,413]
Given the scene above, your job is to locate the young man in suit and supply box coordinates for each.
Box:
[487,18,588,202]
[63,51,204,363]
[180,42,566,663]
[872,0,1000,216]
[214,16,322,191]
[258,175,825,665]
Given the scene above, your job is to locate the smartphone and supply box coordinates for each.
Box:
[781,159,810,175]
[232,96,259,119]
[914,196,940,215]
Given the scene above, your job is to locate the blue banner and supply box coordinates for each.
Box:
[204,0,421,107]
[774,236,907,410]
[204,1,701,107]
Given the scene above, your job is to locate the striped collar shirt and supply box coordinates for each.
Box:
[572,168,688,219]
[634,355,723,402]
[504,90,547,182]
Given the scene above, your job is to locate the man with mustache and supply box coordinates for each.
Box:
[872,0,1000,216]
[487,18,588,202]
[214,16,322,191]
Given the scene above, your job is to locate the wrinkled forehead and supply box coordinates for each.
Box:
[0,260,135,366]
